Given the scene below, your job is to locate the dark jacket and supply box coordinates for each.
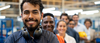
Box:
[5,30,59,43]
[54,27,80,43]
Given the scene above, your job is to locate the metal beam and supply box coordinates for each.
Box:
[0,2,19,5]
[62,0,64,12]
[2,14,19,17]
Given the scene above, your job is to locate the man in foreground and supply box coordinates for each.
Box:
[5,0,59,43]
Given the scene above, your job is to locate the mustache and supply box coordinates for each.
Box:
[25,18,38,22]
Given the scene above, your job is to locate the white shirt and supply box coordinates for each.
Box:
[87,28,95,41]
[58,33,76,43]
[87,28,90,35]
[74,23,90,43]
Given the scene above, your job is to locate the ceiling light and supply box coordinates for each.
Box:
[0,16,6,19]
[43,7,55,13]
[65,9,83,15]
[81,10,99,15]
[0,5,10,11]
[94,1,100,4]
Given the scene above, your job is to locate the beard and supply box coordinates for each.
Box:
[24,18,40,31]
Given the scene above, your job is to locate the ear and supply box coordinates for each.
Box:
[56,27,58,30]
[21,14,23,20]
[66,26,67,30]
[41,20,43,25]
[53,19,55,27]
[21,14,23,17]
[41,12,43,20]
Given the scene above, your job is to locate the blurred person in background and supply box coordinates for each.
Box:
[42,13,65,43]
[57,20,76,43]
[68,19,75,29]
[54,13,80,43]
[72,14,90,43]
[84,19,96,43]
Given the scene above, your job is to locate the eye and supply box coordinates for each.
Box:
[66,19,68,20]
[63,25,66,27]
[44,21,48,24]
[32,10,39,14]
[60,25,62,27]
[69,23,75,25]
[62,19,64,20]
[24,10,30,14]
[32,11,38,14]
[50,21,53,23]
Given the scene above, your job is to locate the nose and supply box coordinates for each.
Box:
[29,13,33,19]
[47,22,51,27]
[61,27,64,29]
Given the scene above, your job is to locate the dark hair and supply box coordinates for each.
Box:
[60,13,69,19]
[21,0,44,13]
[43,13,54,18]
[72,14,79,18]
[69,19,74,22]
[84,19,92,27]
[68,19,76,25]
[42,13,55,23]
[57,20,67,27]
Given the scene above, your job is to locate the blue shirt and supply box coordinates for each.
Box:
[66,27,80,43]
[54,27,80,43]
[74,23,90,43]
[5,30,59,43]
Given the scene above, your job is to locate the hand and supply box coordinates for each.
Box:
[85,40,90,43]
[80,37,87,40]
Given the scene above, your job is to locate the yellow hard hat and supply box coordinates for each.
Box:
[78,32,87,37]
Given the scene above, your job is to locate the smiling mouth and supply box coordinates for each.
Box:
[28,21,36,24]
[60,29,65,31]
[47,26,53,29]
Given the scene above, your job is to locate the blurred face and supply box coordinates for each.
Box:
[85,21,91,28]
[42,16,55,32]
[22,2,43,31]
[72,15,79,24]
[57,21,67,34]
[68,21,75,29]
[61,16,69,24]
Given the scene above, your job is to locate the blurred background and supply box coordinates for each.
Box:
[0,0,100,43]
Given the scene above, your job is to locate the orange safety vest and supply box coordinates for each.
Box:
[56,34,65,43]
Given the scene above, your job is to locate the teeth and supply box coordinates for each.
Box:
[47,27,52,28]
[61,30,64,31]
[28,21,35,23]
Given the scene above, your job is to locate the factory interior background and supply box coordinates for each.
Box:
[0,0,100,43]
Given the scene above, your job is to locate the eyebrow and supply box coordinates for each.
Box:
[24,10,38,12]
[24,10,29,11]
[32,10,38,12]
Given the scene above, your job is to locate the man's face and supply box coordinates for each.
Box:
[42,16,55,32]
[72,15,79,23]
[68,21,75,29]
[61,16,69,24]
[21,2,42,31]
